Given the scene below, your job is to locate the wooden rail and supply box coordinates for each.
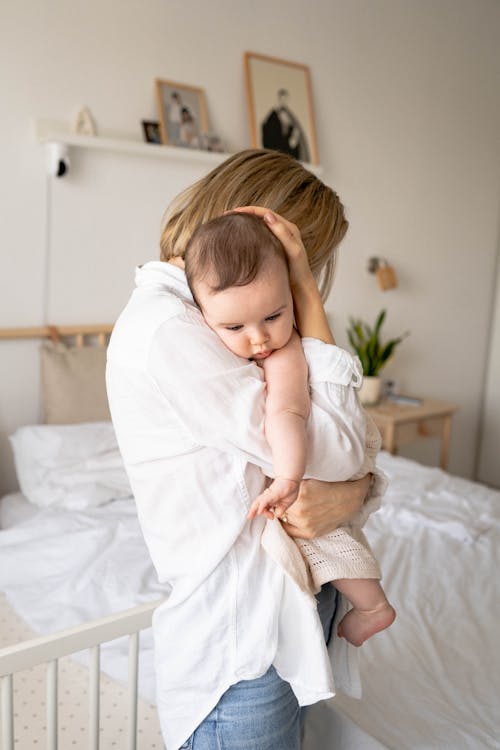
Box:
[0,325,113,340]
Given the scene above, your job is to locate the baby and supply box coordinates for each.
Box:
[185,212,395,646]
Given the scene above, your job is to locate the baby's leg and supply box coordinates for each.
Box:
[334,578,396,647]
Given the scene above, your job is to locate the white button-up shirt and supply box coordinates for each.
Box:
[106,261,370,750]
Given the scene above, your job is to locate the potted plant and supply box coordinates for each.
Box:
[347,310,408,405]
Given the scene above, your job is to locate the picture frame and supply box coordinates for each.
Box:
[141,120,161,144]
[244,52,319,165]
[155,78,209,149]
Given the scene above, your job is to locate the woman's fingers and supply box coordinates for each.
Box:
[229,205,316,295]
[229,205,274,219]
[230,207,306,263]
[229,206,299,241]
[263,214,303,255]
[272,501,291,520]
[280,477,371,538]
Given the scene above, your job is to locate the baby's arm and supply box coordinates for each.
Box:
[247,330,310,521]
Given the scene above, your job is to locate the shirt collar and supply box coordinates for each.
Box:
[135,261,194,304]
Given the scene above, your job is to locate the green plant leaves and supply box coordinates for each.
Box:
[346,309,408,376]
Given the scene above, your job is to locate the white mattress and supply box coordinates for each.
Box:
[1,453,499,749]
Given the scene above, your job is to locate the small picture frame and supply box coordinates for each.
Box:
[155,79,209,149]
[244,52,319,165]
[141,120,162,144]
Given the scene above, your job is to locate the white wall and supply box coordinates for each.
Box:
[1,0,500,492]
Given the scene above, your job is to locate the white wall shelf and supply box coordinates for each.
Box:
[35,118,232,167]
[34,118,323,174]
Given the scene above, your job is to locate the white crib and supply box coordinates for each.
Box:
[0,599,163,750]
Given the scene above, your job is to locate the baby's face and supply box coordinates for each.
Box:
[196,257,294,361]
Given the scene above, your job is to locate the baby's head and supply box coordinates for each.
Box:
[185,213,294,361]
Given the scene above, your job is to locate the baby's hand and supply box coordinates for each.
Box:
[247,477,300,521]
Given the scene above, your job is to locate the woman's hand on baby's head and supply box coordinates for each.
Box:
[229,206,315,292]
[247,477,300,522]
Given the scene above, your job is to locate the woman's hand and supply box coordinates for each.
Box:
[229,206,335,344]
[281,474,372,539]
[229,206,314,292]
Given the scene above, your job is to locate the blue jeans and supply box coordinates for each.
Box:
[180,585,337,750]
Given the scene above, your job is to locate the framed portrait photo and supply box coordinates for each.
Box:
[244,52,319,165]
[141,120,161,144]
[155,78,209,149]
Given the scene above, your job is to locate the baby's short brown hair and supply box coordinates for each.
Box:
[185,212,287,299]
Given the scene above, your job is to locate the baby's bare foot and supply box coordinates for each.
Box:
[337,602,396,647]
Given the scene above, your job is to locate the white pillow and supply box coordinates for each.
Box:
[9,422,132,510]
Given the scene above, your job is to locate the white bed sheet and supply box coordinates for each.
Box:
[1,453,499,749]
[0,491,42,528]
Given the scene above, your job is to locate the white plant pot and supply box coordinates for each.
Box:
[359,376,382,406]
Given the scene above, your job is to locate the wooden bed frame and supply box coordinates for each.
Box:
[0,324,113,345]
[0,324,165,750]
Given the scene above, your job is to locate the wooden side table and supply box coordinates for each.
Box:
[365,398,458,470]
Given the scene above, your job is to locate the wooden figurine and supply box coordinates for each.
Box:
[73,107,97,136]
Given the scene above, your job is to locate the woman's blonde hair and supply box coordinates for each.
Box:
[160,149,348,299]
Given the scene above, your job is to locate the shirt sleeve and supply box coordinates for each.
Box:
[147,314,366,481]
[301,337,366,481]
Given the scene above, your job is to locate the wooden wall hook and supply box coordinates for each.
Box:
[367,257,398,291]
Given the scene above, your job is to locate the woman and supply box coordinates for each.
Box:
[106,149,383,750]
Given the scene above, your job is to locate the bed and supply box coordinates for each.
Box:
[1,330,499,749]
[0,326,166,749]
[303,451,500,750]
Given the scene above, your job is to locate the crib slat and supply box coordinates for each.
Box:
[46,659,58,749]
[128,632,139,750]
[89,645,100,750]
[1,674,14,750]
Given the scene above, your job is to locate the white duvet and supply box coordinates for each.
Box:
[331,453,500,750]
[1,452,499,749]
